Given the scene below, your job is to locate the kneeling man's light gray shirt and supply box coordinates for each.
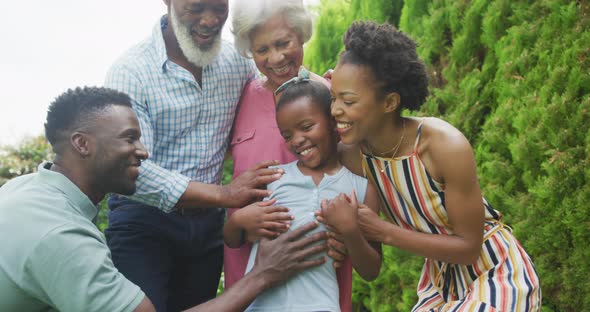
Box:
[0,162,144,312]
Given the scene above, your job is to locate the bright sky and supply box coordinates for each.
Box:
[0,0,318,147]
[0,1,165,146]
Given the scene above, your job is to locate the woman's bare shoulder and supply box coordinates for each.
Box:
[420,117,470,151]
[416,117,474,183]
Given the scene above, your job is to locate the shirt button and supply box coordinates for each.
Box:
[236,137,242,142]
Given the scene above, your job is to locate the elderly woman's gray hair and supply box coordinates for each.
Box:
[231,0,313,58]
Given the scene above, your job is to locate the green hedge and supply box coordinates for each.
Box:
[305,0,590,310]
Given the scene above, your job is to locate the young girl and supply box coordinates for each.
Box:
[224,77,382,312]
[328,21,542,311]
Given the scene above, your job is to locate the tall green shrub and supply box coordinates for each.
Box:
[304,0,350,74]
[306,0,590,310]
[475,2,590,309]
[304,0,404,75]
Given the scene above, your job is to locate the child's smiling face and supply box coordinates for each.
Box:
[276,96,339,171]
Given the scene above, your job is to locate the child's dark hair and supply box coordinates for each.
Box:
[276,80,332,117]
[340,21,429,111]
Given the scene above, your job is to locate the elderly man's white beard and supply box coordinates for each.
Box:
[170,8,222,68]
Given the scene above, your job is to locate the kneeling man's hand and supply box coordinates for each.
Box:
[253,221,327,288]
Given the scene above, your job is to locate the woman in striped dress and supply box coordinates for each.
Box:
[328,21,542,311]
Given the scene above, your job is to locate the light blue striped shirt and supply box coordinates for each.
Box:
[105,17,257,212]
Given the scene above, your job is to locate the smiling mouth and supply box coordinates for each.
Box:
[271,63,292,75]
[197,31,214,38]
[192,28,218,41]
[194,35,213,44]
[299,147,314,156]
[336,122,352,129]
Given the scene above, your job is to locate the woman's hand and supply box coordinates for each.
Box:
[357,203,386,243]
[320,191,360,235]
[314,210,348,268]
[235,198,293,242]
[320,190,383,281]
[322,68,333,80]
[316,191,361,268]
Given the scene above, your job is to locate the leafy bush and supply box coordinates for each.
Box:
[0,136,53,186]
[305,0,590,310]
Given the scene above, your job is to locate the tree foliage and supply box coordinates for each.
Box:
[0,136,53,186]
[304,0,404,72]
[306,0,590,310]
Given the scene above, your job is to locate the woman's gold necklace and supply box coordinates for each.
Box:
[364,118,406,173]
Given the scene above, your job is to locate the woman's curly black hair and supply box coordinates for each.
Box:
[340,21,429,111]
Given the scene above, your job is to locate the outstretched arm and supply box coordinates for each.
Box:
[105,66,282,212]
[178,160,285,210]
[358,120,484,265]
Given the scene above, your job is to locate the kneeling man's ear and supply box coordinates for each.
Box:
[71,132,91,158]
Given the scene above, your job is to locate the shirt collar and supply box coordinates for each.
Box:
[153,15,170,72]
[37,162,98,221]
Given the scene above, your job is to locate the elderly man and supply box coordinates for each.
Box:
[0,86,327,312]
[103,0,274,311]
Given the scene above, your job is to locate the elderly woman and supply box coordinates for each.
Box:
[224,0,353,310]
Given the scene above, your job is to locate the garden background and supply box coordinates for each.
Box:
[1,0,588,311]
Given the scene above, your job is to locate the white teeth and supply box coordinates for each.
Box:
[299,148,313,156]
[337,122,351,129]
[272,64,290,74]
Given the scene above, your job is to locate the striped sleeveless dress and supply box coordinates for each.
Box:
[361,119,541,311]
